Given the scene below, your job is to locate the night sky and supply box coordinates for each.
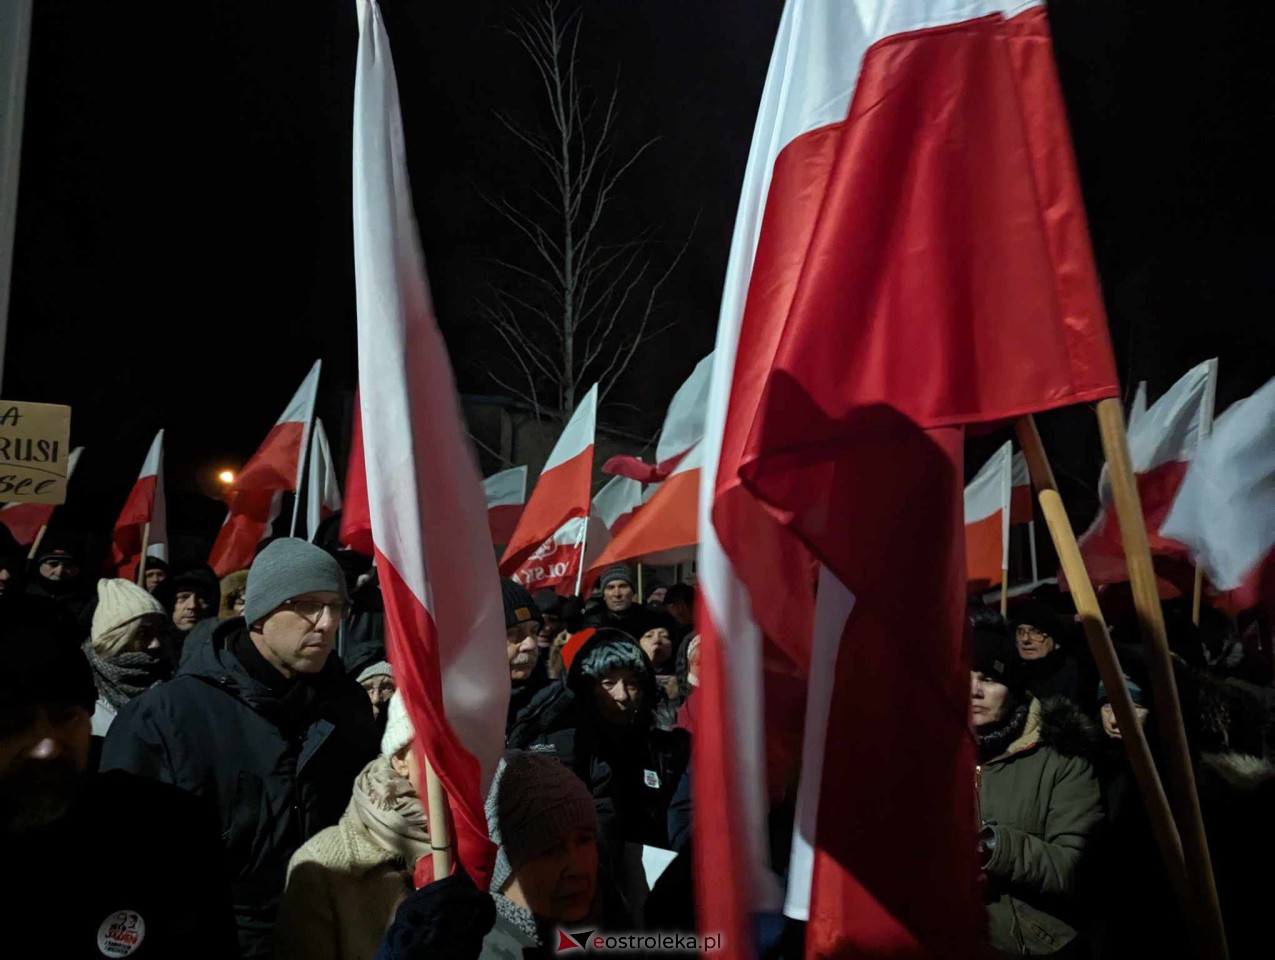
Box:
[6,0,1273,568]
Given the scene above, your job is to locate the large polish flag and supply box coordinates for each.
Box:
[499,384,598,575]
[1079,358,1218,589]
[484,465,528,546]
[353,0,507,887]
[1162,376,1275,614]
[694,1,1119,955]
[208,360,320,576]
[964,441,1012,591]
[0,447,84,546]
[306,418,343,542]
[509,474,642,595]
[107,430,169,580]
[587,441,702,584]
[603,352,714,483]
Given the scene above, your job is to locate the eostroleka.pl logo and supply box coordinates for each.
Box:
[556,929,723,954]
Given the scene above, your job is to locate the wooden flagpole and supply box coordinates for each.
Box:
[999,575,1009,617]
[424,757,452,878]
[1191,566,1206,626]
[136,522,151,587]
[26,523,47,562]
[637,563,645,603]
[1096,398,1229,959]
[1015,417,1193,917]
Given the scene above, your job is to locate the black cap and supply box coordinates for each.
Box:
[0,596,95,711]
[154,566,221,614]
[501,579,541,630]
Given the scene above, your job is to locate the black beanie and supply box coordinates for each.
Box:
[970,623,1026,698]
[0,596,95,711]
[501,580,541,630]
[1010,598,1066,647]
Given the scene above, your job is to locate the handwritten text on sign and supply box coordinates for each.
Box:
[0,401,73,504]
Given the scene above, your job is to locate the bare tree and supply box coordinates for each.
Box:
[478,0,691,424]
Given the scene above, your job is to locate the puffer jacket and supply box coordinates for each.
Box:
[979,697,1103,956]
[101,617,379,958]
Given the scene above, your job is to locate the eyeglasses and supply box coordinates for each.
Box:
[282,599,347,623]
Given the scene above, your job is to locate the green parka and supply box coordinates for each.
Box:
[979,697,1103,956]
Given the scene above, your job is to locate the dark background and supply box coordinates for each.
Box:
[6,0,1273,569]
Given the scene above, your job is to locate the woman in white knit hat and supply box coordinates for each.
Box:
[273,692,430,960]
[85,578,171,737]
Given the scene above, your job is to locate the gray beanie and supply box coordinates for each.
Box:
[599,565,634,592]
[243,537,349,627]
[486,750,597,894]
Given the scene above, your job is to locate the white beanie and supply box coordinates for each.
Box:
[381,693,414,758]
[91,579,166,655]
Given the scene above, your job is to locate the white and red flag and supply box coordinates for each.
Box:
[306,418,343,542]
[353,0,507,887]
[694,0,1119,955]
[107,430,168,579]
[964,441,1012,591]
[1010,451,1033,525]
[509,474,642,595]
[1162,375,1275,616]
[484,465,528,546]
[1079,358,1218,591]
[604,352,713,483]
[587,441,702,583]
[208,360,320,576]
[0,446,83,546]
[499,383,597,575]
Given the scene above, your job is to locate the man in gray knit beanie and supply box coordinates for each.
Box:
[243,537,349,677]
[485,750,598,930]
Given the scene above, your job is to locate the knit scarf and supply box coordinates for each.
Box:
[82,641,168,713]
[976,701,1031,763]
[351,755,431,869]
[492,893,541,947]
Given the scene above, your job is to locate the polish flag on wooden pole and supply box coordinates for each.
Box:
[207,360,321,576]
[694,0,1121,955]
[305,418,343,542]
[499,384,598,576]
[1163,375,1275,615]
[107,429,168,580]
[353,0,507,886]
[964,441,1012,593]
[484,465,527,546]
[1079,358,1218,590]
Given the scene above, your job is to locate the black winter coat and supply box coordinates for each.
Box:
[3,769,238,959]
[100,618,379,959]
[506,631,690,851]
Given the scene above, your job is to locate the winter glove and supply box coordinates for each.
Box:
[376,873,495,960]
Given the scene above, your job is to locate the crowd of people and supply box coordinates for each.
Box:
[2,513,1272,957]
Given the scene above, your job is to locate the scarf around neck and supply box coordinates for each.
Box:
[351,755,431,869]
[976,700,1031,763]
[82,641,168,713]
[492,893,541,947]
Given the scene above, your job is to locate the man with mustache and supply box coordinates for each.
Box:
[102,538,379,958]
[1,595,236,957]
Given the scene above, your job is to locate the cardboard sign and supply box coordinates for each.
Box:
[0,401,73,504]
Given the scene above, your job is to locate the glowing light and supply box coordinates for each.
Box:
[217,470,236,485]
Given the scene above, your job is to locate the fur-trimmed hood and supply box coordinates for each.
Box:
[991,696,1099,764]
[1200,751,1275,794]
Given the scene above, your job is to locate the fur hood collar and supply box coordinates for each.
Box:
[988,696,1098,764]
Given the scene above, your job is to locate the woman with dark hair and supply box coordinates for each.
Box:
[972,622,1103,956]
